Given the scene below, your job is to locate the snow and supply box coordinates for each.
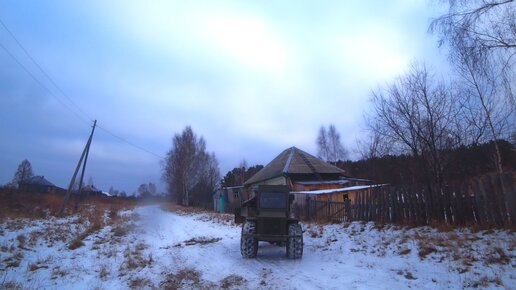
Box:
[1,205,515,289]
[291,184,386,195]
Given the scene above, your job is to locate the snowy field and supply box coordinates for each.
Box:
[1,204,515,289]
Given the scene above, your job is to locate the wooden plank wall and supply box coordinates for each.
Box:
[303,172,515,228]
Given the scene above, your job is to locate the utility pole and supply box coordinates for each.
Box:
[59,120,97,215]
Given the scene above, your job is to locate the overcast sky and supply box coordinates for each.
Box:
[0,0,450,193]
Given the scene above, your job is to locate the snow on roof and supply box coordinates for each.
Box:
[223,185,244,190]
[291,184,387,195]
[294,180,350,185]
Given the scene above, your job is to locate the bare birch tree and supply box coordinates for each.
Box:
[430,0,516,173]
[357,122,392,160]
[316,126,330,162]
[316,124,348,164]
[12,159,34,187]
[328,125,348,164]
[162,126,220,206]
[368,62,461,190]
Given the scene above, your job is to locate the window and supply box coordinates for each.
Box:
[260,192,287,209]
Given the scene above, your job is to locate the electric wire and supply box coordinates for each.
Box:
[0,41,91,124]
[0,18,165,160]
[96,124,165,159]
[0,18,92,122]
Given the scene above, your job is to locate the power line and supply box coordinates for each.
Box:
[0,18,92,122]
[96,124,165,159]
[0,18,165,160]
[0,41,91,124]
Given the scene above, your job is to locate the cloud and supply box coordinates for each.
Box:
[0,0,450,192]
[335,26,410,81]
[97,1,294,76]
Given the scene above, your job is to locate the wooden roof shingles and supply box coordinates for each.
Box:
[244,147,345,185]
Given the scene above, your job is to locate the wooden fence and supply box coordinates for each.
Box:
[303,173,516,228]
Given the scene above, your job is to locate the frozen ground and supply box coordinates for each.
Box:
[1,204,515,289]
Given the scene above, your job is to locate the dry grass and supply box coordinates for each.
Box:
[98,264,109,280]
[111,225,130,237]
[466,275,503,288]
[416,238,438,260]
[0,192,138,222]
[306,224,324,238]
[16,234,26,249]
[119,243,153,273]
[128,277,154,289]
[485,247,510,265]
[2,252,24,268]
[160,202,211,215]
[429,220,455,232]
[0,281,25,290]
[68,212,104,250]
[404,271,417,280]
[51,266,68,279]
[196,212,236,226]
[160,268,206,290]
[67,239,85,250]
[398,248,411,255]
[220,274,246,289]
[27,263,48,271]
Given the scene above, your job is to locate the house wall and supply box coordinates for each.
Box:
[309,188,375,204]
[258,176,287,186]
[19,184,53,193]
[226,188,242,205]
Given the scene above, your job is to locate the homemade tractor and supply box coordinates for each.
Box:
[238,185,303,259]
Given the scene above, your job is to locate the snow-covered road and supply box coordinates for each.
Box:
[131,205,516,289]
[1,205,515,289]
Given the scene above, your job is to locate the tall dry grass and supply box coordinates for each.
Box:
[0,191,138,221]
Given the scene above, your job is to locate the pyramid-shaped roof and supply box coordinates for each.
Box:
[22,176,56,186]
[244,147,345,185]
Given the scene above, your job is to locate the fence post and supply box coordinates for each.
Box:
[501,173,516,227]
[344,199,351,222]
[484,174,502,226]
[471,180,483,225]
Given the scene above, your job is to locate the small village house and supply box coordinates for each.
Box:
[216,147,385,217]
[18,176,65,194]
[242,147,382,208]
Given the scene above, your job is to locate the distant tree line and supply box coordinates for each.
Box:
[341,139,515,187]
[221,161,264,188]
[108,186,127,197]
[137,182,157,198]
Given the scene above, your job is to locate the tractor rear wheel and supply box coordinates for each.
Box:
[286,223,303,259]
[240,220,258,258]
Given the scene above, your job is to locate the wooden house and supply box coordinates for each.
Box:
[18,176,65,194]
[215,185,244,212]
[242,147,376,209]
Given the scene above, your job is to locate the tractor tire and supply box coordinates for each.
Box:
[287,223,303,259]
[240,220,258,258]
